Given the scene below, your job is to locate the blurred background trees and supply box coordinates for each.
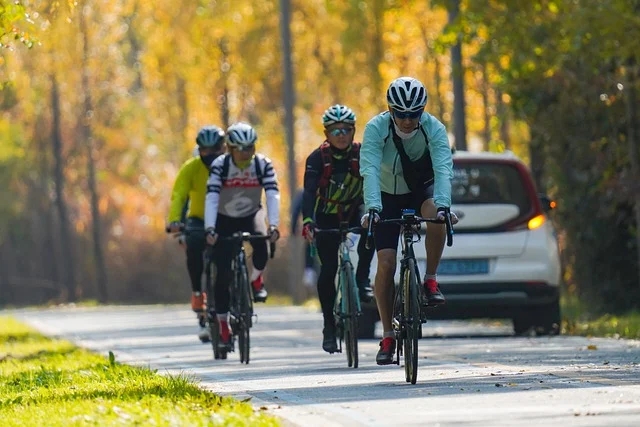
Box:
[0,0,638,314]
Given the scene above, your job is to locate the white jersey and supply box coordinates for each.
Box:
[205,153,280,230]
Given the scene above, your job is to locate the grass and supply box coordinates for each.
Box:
[0,317,280,427]
[561,295,640,340]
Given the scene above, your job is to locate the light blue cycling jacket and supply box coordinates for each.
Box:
[360,111,453,212]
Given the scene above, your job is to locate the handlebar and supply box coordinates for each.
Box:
[167,225,277,257]
[165,223,185,233]
[368,209,454,247]
[312,226,363,235]
[218,232,277,259]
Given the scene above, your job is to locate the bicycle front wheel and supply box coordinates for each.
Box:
[403,258,420,384]
[342,263,359,369]
[238,263,252,364]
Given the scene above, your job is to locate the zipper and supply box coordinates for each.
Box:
[393,153,400,193]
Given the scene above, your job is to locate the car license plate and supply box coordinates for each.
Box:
[437,259,489,275]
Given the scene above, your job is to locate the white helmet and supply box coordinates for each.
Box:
[386,77,427,112]
[322,104,356,127]
[226,122,257,150]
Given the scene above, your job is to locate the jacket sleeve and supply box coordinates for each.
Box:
[302,150,322,224]
[427,118,453,208]
[168,161,191,223]
[260,156,280,227]
[204,156,224,230]
[360,122,385,212]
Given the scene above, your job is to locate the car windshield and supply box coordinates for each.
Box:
[452,162,531,213]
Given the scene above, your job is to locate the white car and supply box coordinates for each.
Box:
[357,150,562,336]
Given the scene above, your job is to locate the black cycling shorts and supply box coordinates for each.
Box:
[374,184,434,251]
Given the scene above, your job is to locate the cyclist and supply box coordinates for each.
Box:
[205,122,280,350]
[301,104,375,354]
[360,77,459,365]
[167,126,226,342]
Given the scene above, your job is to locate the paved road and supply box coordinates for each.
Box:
[10,305,640,426]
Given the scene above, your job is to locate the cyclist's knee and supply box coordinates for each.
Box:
[420,199,437,217]
[376,250,396,278]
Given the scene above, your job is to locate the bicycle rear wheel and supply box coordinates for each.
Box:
[205,258,221,360]
[237,264,251,364]
[342,263,359,369]
[403,258,420,384]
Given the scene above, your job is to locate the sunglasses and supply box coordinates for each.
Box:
[328,127,354,137]
[233,145,255,152]
[392,109,423,120]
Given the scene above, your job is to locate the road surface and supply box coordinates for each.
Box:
[9,305,640,426]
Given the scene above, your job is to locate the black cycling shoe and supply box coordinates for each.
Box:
[322,328,338,354]
[252,286,268,303]
[356,280,374,303]
[376,337,396,365]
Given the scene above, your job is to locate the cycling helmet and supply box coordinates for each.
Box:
[226,122,257,149]
[386,77,428,112]
[322,104,356,127]
[195,125,225,148]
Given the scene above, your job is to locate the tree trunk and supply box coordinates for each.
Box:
[449,0,467,150]
[369,0,385,110]
[624,62,640,289]
[80,5,109,303]
[219,38,230,128]
[51,74,77,302]
[495,88,511,150]
[479,64,491,151]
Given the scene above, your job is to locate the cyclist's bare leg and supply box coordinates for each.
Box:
[420,199,446,275]
[374,249,397,333]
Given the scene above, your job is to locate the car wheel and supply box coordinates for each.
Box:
[512,316,533,336]
[513,299,561,336]
[534,299,561,336]
[357,303,379,339]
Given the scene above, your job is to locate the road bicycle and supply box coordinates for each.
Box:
[312,223,364,368]
[367,208,453,383]
[210,232,276,363]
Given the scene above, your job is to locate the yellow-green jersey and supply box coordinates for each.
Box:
[168,157,211,222]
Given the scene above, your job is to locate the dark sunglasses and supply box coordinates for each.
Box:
[392,109,423,120]
[328,127,354,137]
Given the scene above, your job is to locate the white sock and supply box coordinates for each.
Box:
[383,331,395,339]
[217,312,228,322]
[424,273,437,282]
[250,269,263,282]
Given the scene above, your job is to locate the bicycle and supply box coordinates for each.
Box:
[210,232,276,363]
[311,222,364,368]
[165,223,213,345]
[366,208,453,384]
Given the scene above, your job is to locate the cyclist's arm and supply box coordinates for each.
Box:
[168,162,192,223]
[301,150,322,224]
[426,117,454,208]
[360,121,385,212]
[260,156,280,227]
[204,156,224,230]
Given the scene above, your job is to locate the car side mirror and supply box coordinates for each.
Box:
[538,194,556,212]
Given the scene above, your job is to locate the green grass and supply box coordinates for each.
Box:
[0,317,279,427]
[561,295,640,339]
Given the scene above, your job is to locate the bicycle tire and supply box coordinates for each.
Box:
[204,258,221,360]
[403,258,419,384]
[342,263,359,368]
[238,263,251,364]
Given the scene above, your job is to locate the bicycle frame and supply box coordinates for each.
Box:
[371,208,453,383]
[312,222,363,368]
